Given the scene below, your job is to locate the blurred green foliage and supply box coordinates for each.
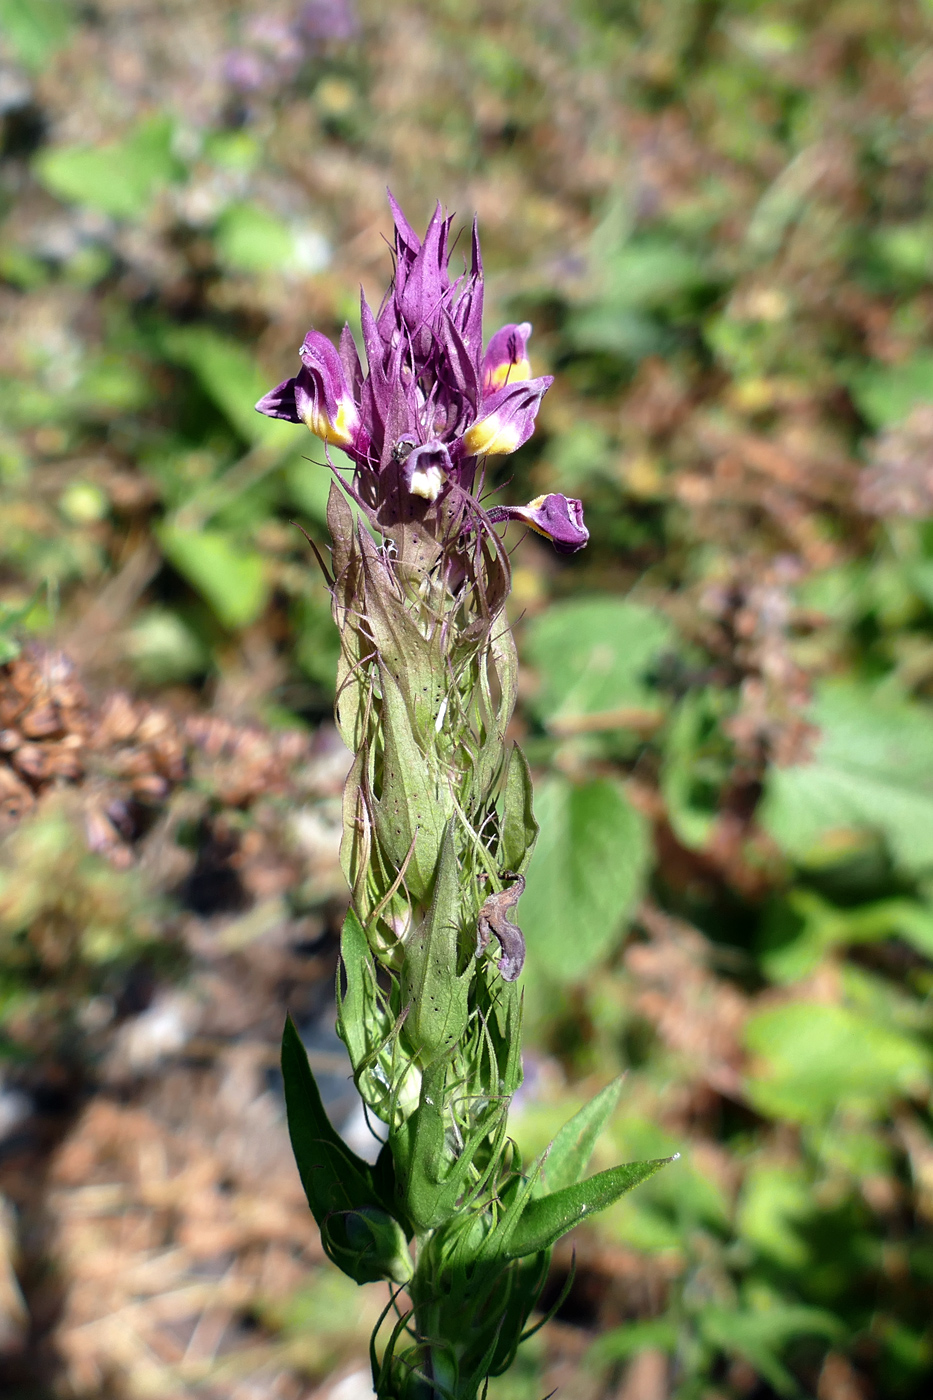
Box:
[3,0,933,1395]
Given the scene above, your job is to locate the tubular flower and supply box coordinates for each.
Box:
[487,493,590,553]
[402,439,452,502]
[482,322,533,391]
[255,330,366,451]
[461,376,552,458]
[254,193,572,548]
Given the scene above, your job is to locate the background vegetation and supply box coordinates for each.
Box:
[1,1,933,1397]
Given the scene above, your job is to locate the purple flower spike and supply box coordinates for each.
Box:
[487,493,590,554]
[254,192,586,558]
[461,376,553,458]
[483,322,533,392]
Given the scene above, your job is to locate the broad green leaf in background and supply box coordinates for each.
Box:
[213,204,331,278]
[521,776,649,979]
[548,423,613,489]
[284,452,354,526]
[35,115,183,220]
[0,0,73,72]
[568,236,711,357]
[588,1317,679,1365]
[698,1303,843,1397]
[124,608,209,685]
[849,351,933,429]
[762,890,933,985]
[161,327,297,449]
[744,1001,930,1123]
[79,355,151,419]
[215,204,297,275]
[524,597,672,731]
[660,689,729,850]
[159,524,268,631]
[736,1161,813,1268]
[870,221,933,285]
[590,236,709,313]
[761,682,933,873]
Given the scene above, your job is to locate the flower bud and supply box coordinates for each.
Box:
[321,1207,413,1285]
[483,322,533,392]
[487,493,589,553]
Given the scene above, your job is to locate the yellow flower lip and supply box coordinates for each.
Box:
[484,356,532,391]
[462,414,523,457]
[303,396,360,449]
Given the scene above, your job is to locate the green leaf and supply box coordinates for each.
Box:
[35,115,183,220]
[535,1078,623,1197]
[372,664,451,901]
[744,1001,931,1123]
[0,0,73,72]
[499,744,538,875]
[505,1157,670,1259]
[391,1059,492,1234]
[126,608,208,685]
[588,1317,679,1365]
[161,327,298,449]
[736,1161,812,1268]
[521,776,649,979]
[524,597,672,730]
[761,682,933,873]
[159,524,268,630]
[280,1016,411,1284]
[763,890,933,985]
[281,1014,374,1203]
[401,823,471,1063]
[660,689,723,850]
[335,908,371,1071]
[284,452,353,525]
[215,203,297,274]
[698,1304,842,1398]
[358,528,444,745]
[849,352,933,428]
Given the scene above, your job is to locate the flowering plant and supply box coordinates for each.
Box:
[257,196,667,1400]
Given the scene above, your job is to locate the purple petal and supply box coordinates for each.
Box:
[255,376,302,422]
[487,493,589,554]
[340,323,364,398]
[483,322,533,391]
[461,376,553,457]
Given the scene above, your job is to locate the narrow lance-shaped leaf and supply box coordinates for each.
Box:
[533,1077,624,1198]
[504,1157,674,1259]
[401,821,471,1063]
[280,1015,412,1284]
[391,1057,492,1233]
[372,662,450,898]
[500,743,538,875]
